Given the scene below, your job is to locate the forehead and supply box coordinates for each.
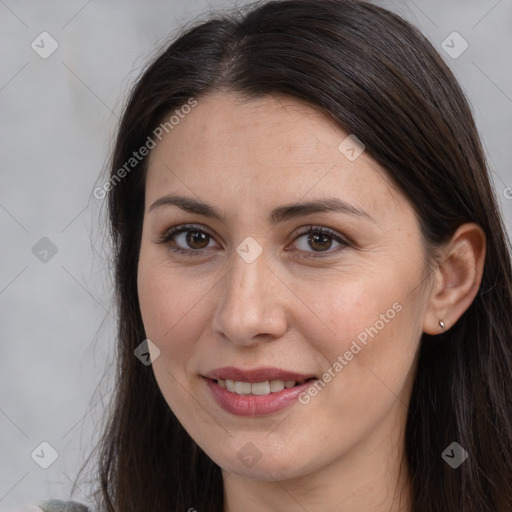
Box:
[145,92,406,218]
[149,93,350,173]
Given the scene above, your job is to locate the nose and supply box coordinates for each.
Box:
[211,246,288,347]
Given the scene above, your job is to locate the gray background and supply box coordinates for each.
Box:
[1,0,511,508]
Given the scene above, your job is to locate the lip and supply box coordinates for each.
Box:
[204,366,316,383]
[202,366,318,417]
[204,378,317,416]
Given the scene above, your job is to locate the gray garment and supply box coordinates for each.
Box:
[36,500,91,512]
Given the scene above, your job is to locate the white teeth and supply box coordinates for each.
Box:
[270,379,285,392]
[235,381,251,395]
[251,381,271,395]
[216,378,306,395]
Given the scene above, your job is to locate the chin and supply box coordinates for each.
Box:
[223,458,311,481]
[211,438,318,481]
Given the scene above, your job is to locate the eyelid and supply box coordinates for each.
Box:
[155,223,219,254]
[156,223,351,257]
[158,223,215,241]
[290,226,350,256]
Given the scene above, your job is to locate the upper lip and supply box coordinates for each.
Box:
[204,366,317,383]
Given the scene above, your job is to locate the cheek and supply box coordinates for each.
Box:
[293,264,422,389]
[288,275,420,452]
[294,271,395,341]
[137,256,211,363]
[137,257,214,418]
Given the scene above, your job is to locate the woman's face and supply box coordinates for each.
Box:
[137,92,433,481]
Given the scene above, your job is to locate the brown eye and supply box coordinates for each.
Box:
[308,231,333,251]
[185,230,210,249]
[157,224,218,255]
[293,227,349,256]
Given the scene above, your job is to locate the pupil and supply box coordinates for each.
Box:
[309,233,331,251]
[187,231,208,249]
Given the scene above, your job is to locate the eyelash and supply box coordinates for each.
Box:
[156,223,350,258]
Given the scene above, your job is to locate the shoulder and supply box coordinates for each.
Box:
[37,500,91,512]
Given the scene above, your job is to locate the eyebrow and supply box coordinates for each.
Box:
[148,194,375,224]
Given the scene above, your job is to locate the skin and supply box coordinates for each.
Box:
[136,92,486,512]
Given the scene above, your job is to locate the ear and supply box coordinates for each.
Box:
[423,223,486,335]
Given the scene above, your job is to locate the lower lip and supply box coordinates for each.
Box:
[204,378,317,416]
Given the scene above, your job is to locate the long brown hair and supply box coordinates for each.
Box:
[74,0,512,510]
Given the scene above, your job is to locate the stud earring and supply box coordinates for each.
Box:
[439,320,446,332]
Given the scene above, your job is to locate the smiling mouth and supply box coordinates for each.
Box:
[210,377,317,396]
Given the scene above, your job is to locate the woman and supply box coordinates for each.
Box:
[21,0,512,510]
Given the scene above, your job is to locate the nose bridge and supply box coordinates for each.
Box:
[212,244,286,344]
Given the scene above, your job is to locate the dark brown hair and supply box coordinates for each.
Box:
[74,0,512,510]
